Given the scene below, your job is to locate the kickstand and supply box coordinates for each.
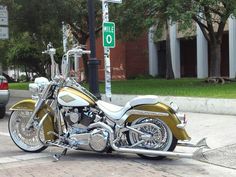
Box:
[53,148,68,162]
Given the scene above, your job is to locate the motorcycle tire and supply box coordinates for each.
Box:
[8,110,48,153]
[126,117,177,160]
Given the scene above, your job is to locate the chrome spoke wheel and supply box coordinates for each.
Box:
[127,118,177,159]
[8,110,47,152]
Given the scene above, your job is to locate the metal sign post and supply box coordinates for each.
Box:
[102,0,121,100]
[102,1,112,99]
[62,22,68,53]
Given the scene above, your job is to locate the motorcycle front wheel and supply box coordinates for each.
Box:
[8,110,47,152]
[127,117,177,160]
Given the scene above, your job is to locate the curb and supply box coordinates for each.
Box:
[10,89,236,115]
[102,95,236,115]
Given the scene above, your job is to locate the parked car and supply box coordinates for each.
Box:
[0,75,9,118]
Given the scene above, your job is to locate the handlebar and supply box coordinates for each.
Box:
[62,47,91,79]
[42,43,90,80]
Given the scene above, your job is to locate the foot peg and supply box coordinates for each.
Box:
[53,148,68,162]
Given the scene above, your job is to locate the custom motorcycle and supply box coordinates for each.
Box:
[8,44,208,161]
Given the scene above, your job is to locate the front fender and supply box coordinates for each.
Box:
[10,99,37,111]
[10,99,55,141]
[126,103,190,141]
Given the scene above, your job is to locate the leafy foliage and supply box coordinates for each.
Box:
[116,0,236,77]
[7,32,49,78]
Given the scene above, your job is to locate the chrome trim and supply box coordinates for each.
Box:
[177,123,186,129]
[88,122,195,159]
[169,102,179,112]
[176,113,187,129]
[178,138,210,149]
[126,110,169,117]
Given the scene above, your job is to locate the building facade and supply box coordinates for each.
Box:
[149,17,236,79]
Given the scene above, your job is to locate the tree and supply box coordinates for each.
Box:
[1,0,105,80]
[115,0,236,78]
[0,0,64,79]
[113,0,175,79]
[48,0,103,80]
[170,0,236,78]
[7,32,49,79]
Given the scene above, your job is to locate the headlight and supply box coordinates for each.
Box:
[29,77,50,100]
[29,83,39,95]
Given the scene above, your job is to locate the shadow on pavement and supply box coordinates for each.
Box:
[200,144,236,170]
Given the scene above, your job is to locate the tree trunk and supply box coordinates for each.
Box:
[24,65,30,81]
[165,22,175,79]
[209,42,221,77]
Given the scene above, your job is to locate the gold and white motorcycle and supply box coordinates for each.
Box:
[8,44,208,160]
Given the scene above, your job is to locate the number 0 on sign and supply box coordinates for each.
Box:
[103,22,115,48]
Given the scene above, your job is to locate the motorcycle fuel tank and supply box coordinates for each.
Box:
[58,87,95,107]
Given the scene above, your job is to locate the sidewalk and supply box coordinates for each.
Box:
[1,112,236,176]
[10,89,236,115]
[4,90,236,176]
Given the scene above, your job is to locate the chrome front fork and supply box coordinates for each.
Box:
[25,82,53,129]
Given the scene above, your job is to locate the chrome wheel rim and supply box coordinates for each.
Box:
[129,118,173,155]
[9,110,45,151]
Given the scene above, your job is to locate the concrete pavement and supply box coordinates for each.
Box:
[3,89,236,176]
[1,112,236,177]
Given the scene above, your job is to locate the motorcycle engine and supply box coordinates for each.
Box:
[63,107,96,127]
[61,107,109,152]
[89,128,109,152]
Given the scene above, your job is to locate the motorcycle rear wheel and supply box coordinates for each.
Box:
[8,110,47,152]
[127,117,177,160]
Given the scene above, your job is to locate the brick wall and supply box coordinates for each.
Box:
[125,34,149,78]
[85,33,149,80]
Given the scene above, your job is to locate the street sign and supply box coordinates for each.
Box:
[103,22,115,48]
[0,26,8,39]
[0,6,8,26]
[102,0,122,3]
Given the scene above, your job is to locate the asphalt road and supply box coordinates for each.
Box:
[0,97,236,176]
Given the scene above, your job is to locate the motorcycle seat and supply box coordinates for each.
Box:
[96,95,158,120]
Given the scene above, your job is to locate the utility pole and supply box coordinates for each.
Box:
[87,0,101,99]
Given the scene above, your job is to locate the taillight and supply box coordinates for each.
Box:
[0,80,8,90]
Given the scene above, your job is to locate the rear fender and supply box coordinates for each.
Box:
[125,103,190,141]
[10,99,55,141]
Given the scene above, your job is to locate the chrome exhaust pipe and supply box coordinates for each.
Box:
[88,122,202,159]
[178,138,210,149]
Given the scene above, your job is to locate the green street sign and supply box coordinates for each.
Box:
[103,22,115,48]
